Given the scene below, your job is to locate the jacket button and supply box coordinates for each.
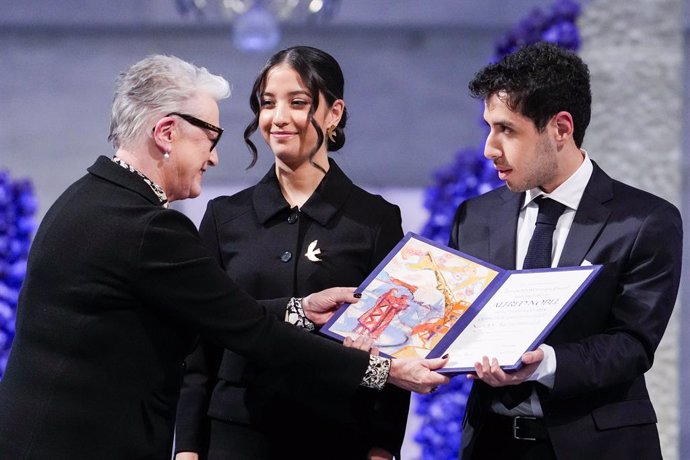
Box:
[287,213,299,224]
[280,251,292,262]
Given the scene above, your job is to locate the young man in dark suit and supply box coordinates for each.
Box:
[450,42,682,460]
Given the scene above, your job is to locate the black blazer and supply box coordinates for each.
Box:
[450,162,682,460]
[175,160,409,459]
[0,156,369,460]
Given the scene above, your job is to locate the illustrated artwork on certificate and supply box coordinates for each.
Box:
[327,237,499,359]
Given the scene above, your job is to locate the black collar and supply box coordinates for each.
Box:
[252,158,353,226]
[87,155,162,206]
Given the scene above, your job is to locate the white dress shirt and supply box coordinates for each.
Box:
[491,150,593,417]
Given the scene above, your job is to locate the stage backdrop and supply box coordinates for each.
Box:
[0,171,37,380]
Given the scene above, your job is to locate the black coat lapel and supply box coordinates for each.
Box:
[489,189,522,269]
[558,162,613,267]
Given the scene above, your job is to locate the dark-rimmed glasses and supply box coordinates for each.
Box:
[166,112,224,152]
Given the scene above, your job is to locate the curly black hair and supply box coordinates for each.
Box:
[469,42,591,148]
[243,46,348,171]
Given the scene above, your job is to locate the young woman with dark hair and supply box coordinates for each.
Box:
[175,46,410,460]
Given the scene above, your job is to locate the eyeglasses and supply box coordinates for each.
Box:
[166,112,224,152]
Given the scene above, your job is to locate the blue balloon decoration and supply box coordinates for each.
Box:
[415,1,581,458]
[0,170,37,379]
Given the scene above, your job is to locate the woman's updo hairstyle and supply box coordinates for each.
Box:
[243,46,348,169]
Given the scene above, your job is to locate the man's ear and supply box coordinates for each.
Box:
[553,111,574,146]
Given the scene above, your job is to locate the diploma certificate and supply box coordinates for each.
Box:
[321,233,601,374]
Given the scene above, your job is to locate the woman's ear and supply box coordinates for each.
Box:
[152,116,175,152]
[328,99,345,127]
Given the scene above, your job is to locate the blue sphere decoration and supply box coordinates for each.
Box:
[415,1,581,458]
[232,5,281,53]
[0,170,37,380]
[420,146,502,246]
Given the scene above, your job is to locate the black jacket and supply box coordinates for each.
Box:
[450,162,682,460]
[175,160,410,459]
[0,156,369,459]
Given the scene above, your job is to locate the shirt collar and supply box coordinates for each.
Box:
[253,158,353,226]
[523,149,593,211]
[111,156,169,208]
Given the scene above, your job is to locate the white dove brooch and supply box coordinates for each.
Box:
[304,240,322,262]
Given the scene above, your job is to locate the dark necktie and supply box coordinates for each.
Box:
[522,197,567,269]
[499,197,566,409]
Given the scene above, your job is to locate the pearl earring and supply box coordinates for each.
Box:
[163,151,170,160]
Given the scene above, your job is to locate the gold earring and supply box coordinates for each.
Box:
[327,125,337,143]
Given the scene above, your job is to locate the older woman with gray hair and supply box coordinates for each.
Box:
[0,55,449,460]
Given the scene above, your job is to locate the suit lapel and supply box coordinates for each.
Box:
[489,188,521,269]
[558,162,613,267]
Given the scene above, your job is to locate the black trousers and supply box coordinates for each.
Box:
[206,418,369,460]
[468,413,557,460]
[207,419,270,460]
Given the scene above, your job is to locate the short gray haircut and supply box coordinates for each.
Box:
[108,55,231,149]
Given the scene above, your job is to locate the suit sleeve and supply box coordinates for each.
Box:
[136,209,370,425]
[367,204,410,457]
[550,203,682,399]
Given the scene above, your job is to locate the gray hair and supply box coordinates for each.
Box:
[108,55,231,149]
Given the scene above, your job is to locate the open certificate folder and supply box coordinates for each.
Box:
[321,233,601,375]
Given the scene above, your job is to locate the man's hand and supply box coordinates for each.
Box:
[387,355,450,394]
[469,348,544,386]
[302,287,360,326]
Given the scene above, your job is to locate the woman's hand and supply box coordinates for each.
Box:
[302,287,360,325]
[175,453,199,460]
[343,333,379,355]
[388,355,450,394]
